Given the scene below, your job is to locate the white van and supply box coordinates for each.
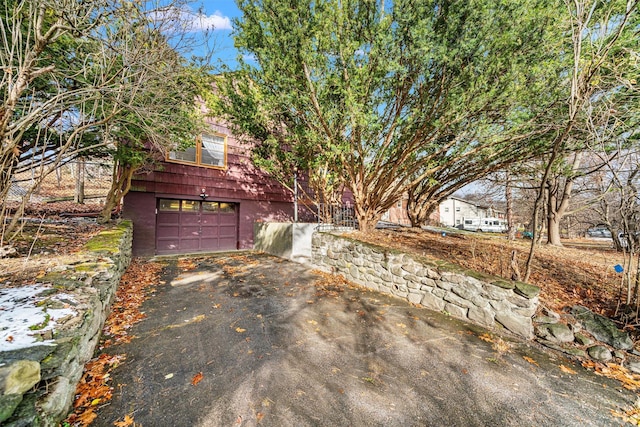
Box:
[458,217,507,233]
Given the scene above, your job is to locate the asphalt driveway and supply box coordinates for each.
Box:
[94,253,636,426]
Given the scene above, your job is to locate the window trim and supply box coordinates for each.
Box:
[166,132,228,169]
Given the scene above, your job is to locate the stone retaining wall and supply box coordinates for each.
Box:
[312,232,540,338]
[0,221,133,426]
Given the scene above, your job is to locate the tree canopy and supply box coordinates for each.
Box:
[215,0,565,230]
[0,0,211,238]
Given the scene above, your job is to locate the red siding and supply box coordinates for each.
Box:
[123,119,295,255]
[124,192,157,256]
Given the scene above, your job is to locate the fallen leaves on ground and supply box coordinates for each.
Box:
[523,356,539,367]
[478,333,494,343]
[224,254,257,265]
[312,270,349,298]
[223,264,249,276]
[215,255,259,276]
[350,229,621,316]
[1,220,105,287]
[559,364,577,375]
[63,353,126,426]
[192,372,204,386]
[477,332,512,354]
[612,400,640,426]
[101,258,162,348]
[583,360,640,391]
[66,258,162,425]
[491,337,512,355]
[178,258,198,271]
[113,414,136,426]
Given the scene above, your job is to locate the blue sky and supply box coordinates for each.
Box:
[176,1,243,68]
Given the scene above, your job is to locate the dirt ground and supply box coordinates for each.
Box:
[349,228,626,319]
[0,218,105,287]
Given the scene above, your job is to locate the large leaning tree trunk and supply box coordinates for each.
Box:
[407,190,440,228]
[99,162,134,224]
[404,127,549,228]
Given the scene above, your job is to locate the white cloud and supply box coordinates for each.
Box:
[151,7,232,33]
[242,53,257,62]
[193,10,232,31]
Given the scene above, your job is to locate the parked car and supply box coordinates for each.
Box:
[587,225,612,238]
[617,232,629,248]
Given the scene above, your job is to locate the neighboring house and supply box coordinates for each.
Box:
[381,194,411,226]
[439,196,504,227]
[379,194,455,227]
[122,118,294,256]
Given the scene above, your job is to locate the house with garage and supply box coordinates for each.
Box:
[122,118,296,256]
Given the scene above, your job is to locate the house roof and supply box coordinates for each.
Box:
[445,196,488,209]
[443,196,503,214]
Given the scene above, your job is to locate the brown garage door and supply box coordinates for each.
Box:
[156,199,238,254]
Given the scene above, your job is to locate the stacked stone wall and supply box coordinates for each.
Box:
[312,232,540,338]
[0,221,133,426]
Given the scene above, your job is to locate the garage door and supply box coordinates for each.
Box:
[156,199,238,254]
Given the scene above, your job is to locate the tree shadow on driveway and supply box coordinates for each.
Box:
[94,253,636,427]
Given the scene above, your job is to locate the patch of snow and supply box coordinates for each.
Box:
[0,285,77,351]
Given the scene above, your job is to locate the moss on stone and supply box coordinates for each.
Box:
[48,276,85,291]
[4,393,40,426]
[491,280,516,290]
[83,221,132,254]
[464,269,494,282]
[74,262,109,273]
[435,260,465,274]
[0,394,23,423]
[2,221,133,427]
[327,232,403,255]
[563,347,588,358]
[514,281,541,299]
[40,337,80,374]
[37,288,59,298]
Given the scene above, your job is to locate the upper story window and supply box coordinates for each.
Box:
[167,133,226,168]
